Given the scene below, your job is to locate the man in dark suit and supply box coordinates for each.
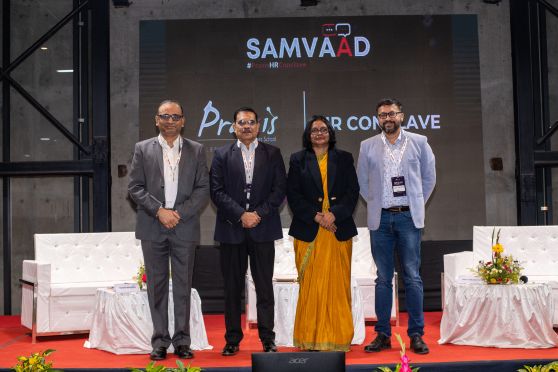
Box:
[128,100,209,361]
[210,107,287,356]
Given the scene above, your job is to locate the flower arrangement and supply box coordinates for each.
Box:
[12,349,59,372]
[129,360,201,372]
[133,263,172,290]
[473,228,523,285]
[375,334,419,372]
[134,263,147,290]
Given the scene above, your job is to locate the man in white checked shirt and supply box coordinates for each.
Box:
[357,98,436,355]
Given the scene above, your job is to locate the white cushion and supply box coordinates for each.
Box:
[22,232,144,336]
[34,232,142,283]
[473,226,558,277]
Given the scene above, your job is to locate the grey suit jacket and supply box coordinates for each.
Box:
[357,130,436,230]
[128,136,210,242]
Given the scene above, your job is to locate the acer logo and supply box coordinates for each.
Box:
[288,357,309,364]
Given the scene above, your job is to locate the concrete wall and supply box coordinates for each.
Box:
[3,1,76,314]
[110,0,517,243]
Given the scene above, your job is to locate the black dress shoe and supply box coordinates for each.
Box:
[364,333,391,353]
[410,335,429,354]
[150,346,167,360]
[222,344,239,356]
[174,345,194,359]
[262,340,277,352]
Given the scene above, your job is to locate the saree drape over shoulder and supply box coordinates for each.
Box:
[293,153,354,351]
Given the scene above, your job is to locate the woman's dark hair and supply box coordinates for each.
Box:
[302,115,336,151]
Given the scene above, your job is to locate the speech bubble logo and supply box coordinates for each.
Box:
[336,23,351,37]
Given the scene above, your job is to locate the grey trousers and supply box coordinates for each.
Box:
[141,234,196,349]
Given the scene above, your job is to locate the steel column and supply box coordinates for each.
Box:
[90,0,111,231]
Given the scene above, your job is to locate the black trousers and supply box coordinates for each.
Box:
[219,233,275,345]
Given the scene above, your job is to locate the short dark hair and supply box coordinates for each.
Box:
[233,107,258,123]
[302,115,337,151]
[157,99,184,115]
[376,98,403,113]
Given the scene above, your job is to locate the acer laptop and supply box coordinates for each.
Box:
[252,351,345,372]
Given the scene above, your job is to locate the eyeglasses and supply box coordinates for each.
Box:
[157,114,183,122]
[378,111,402,119]
[310,128,329,135]
[236,119,258,126]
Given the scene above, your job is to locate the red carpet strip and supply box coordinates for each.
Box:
[0,313,556,369]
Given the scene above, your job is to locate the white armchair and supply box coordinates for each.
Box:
[443,226,558,326]
[21,232,143,342]
[246,228,398,328]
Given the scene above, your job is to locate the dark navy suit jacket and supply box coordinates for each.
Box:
[210,141,287,244]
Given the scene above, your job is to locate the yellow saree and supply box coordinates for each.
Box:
[293,152,353,351]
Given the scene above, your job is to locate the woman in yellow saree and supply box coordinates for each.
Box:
[286,115,360,351]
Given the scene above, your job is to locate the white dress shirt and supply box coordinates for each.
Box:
[158,134,182,209]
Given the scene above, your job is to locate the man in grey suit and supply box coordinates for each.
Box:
[129,100,209,360]
[357,98,436,355]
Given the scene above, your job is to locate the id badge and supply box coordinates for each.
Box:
[244,183,252,194]
[244,183,252,210]
[391,176,406,197]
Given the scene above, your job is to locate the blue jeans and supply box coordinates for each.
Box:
[371,210,424,337]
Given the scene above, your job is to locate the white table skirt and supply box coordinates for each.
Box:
[84,288,212,354]
[439,283,558,348]
[273,280,365,347]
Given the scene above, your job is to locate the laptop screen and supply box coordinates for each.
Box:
[251,351,345,372]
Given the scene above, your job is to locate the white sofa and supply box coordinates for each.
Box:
[21,232,143,342]
[246,228,399,326]
[443,226,558,326]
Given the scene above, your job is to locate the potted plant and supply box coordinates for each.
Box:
[12,349,60,372]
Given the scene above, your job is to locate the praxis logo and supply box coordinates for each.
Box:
[246,22,371,60]
[197,101,278,138]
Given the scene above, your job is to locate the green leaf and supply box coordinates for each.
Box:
[42,350,56,357]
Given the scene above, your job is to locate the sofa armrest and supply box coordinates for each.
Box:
[443,251,475,283]
[21,260,54,335]
[22,260,52,284]
[22,260,38,284]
